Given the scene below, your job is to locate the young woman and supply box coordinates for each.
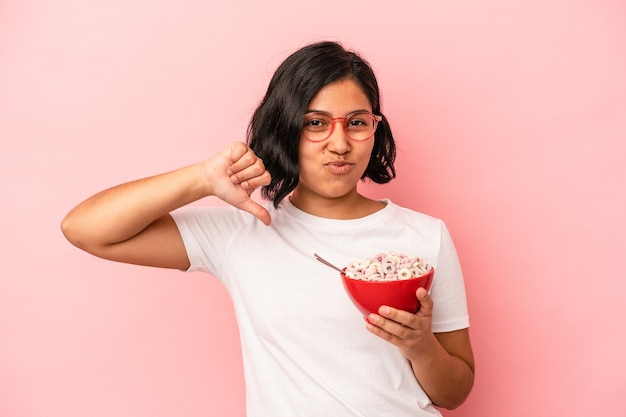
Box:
[62,41,474,416]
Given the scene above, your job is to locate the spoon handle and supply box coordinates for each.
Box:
[313,253,343,273]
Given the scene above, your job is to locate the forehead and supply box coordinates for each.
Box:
[307,79,372,114]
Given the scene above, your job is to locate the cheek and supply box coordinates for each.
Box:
[298,140,321,163]
[358,142,376,161]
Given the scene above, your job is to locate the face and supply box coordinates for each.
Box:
[294,78,376,204]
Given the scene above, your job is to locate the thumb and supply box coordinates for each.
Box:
[416,287,433,317]
[238,198,272,226]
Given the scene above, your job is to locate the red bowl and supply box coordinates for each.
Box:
[341,267,435,317]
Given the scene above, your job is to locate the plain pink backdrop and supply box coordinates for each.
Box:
[1,1,625,416]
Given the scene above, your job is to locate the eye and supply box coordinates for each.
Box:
[306,119,323,127]
[346,114,371,130]
[347,118,367,127]
[303,114,330,130]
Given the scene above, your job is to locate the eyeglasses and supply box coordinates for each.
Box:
[302,111,382,142]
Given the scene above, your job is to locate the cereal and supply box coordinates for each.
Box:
[344,252,432,281]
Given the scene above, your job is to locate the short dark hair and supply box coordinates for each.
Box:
[247,41,396,208]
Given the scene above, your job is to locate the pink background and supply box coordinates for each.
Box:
[2,1,625,416]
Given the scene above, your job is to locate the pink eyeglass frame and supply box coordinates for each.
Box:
[302,111,383,142]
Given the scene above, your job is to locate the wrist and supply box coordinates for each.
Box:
[407,331,441,365]
[196,161,216,197]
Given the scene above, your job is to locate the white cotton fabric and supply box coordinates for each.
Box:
[171,198,469,417]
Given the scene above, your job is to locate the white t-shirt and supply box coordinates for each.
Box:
[171,198,469,417]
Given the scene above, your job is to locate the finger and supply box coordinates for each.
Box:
[228,142,249,165]
[415,287,433,317]
[227,159,271,189]
[235,166,271,191]
[372,306,413,330]
[366,311,413,342]
[377,305,416,327]
[227,147,261,178]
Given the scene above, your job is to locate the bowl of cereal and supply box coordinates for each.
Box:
[339,252,434,318]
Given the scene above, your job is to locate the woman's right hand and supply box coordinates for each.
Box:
[203,142,272,226]
[61,141,272,269]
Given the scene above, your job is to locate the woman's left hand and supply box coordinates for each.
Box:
[367,287,475,409]
[365,287,438,361]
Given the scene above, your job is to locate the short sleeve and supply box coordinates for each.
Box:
[170,206,251,277]
[429,222,470,333]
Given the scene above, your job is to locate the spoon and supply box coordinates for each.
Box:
[313,253,344,273]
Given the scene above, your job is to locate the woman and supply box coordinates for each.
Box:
[62,41,474,416]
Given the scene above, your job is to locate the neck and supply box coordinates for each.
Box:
[289,189,385,220]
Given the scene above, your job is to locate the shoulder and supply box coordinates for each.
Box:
[171,205,257,232]
[384,200,444,226]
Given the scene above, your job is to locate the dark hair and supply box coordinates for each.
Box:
[247,41,396,208]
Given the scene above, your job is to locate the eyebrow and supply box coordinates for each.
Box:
[304,109,372,116]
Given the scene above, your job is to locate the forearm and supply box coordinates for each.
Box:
[409,332,474,410]
[61,162,208,250]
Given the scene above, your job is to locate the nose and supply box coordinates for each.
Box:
[326,119,351,154]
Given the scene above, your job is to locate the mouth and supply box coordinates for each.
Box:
[325,160,355,174]
[325,160,354,166]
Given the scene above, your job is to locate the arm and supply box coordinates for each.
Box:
[366,288,474,409]
[61,142,271,269]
